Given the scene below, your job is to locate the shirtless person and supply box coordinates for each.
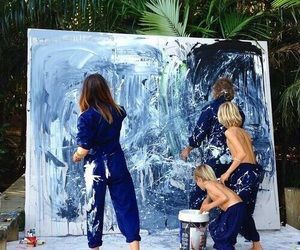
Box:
[194,164,246,250]
[217,101,263,250]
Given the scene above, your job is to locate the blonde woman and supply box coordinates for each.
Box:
[194,164,246,250]
[217,101,263,250]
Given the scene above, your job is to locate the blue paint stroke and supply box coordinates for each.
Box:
[28,31,276,233]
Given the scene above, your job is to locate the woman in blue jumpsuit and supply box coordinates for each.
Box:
[181,77,245,209]
[73,73,141,250]
[218,101,263,250]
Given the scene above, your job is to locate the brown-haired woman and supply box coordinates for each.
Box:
[73,73,141,250]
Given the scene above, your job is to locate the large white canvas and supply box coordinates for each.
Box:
[26,29,280,236]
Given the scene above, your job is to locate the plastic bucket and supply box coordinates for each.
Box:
[178,209,209,250]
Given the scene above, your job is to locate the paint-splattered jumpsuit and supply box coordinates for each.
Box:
[227,163,262,242]
[76,106,141,248]
[188,96,245,208]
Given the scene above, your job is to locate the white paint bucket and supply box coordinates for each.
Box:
[178,209,209,250]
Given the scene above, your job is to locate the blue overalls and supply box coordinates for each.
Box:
[228,163,262,242]
[188,96,245,209]
[76,106,141,248]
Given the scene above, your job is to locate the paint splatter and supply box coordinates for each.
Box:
[26,30,279,235]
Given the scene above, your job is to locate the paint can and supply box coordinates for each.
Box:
[178,209,209,250]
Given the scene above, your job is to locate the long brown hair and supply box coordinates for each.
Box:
[79,73,122,123]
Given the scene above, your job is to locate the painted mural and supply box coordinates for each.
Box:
[26,29,280,236]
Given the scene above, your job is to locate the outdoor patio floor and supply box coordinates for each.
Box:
[7,224,300,250]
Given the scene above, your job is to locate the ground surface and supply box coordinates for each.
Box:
[7,225,300,250]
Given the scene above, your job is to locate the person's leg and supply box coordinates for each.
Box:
[252,241,263,250]
[209,211,235,250]
[240,215,261,248]
[109,174,141,244]
[209,203,245,250]
[107,151,141,246]
[228,164,262,249]
[129,240,140,250]
[85,160,107,249]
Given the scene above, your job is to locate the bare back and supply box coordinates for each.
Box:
[206,181,242,211]
[225,127,256,164]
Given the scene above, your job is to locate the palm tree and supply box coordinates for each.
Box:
[0,0,144,190]
[278,76,300,130]
[0,1,299,214]
[137,0,300,224]
[138,0,189,36]
[138,0,272,39]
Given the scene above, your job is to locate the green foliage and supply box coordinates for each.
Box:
[219,11,271,39]
[277,76,300,131]
[272,0,300,8]
[137,0,273,40]
[0,0,299,191]
[120,0,147,17]
[138,0,189,36]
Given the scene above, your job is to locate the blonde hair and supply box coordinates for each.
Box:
[194,164,217,181]
[217,102,242,128]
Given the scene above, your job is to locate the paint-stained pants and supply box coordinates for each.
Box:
[227,163,262,242]
[85,150,141,248]
[209,202,246,250]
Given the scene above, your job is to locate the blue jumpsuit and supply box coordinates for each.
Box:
[76,106,141,248]
[209,202,246,250]
[228,163,261,242]
[188,96,245,208]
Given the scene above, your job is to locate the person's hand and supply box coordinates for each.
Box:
[220,172,230,184]
[180,146,193,161]
[200,203,211,213]
[73,151,83,162]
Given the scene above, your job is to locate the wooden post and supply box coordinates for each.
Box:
[284,187,300,229]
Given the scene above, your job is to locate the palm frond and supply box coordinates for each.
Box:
[219,11,270,39]
[277,76,300,130]
[189,24,216,37]
[272,0,300,8]
[138,0,190,37]
[205,0,219,26]
[270,43,300,68]
[120,0,147,17]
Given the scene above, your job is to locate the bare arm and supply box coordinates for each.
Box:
[200,182,228,212]
[181,106,212,161]
[200,195,212,209]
